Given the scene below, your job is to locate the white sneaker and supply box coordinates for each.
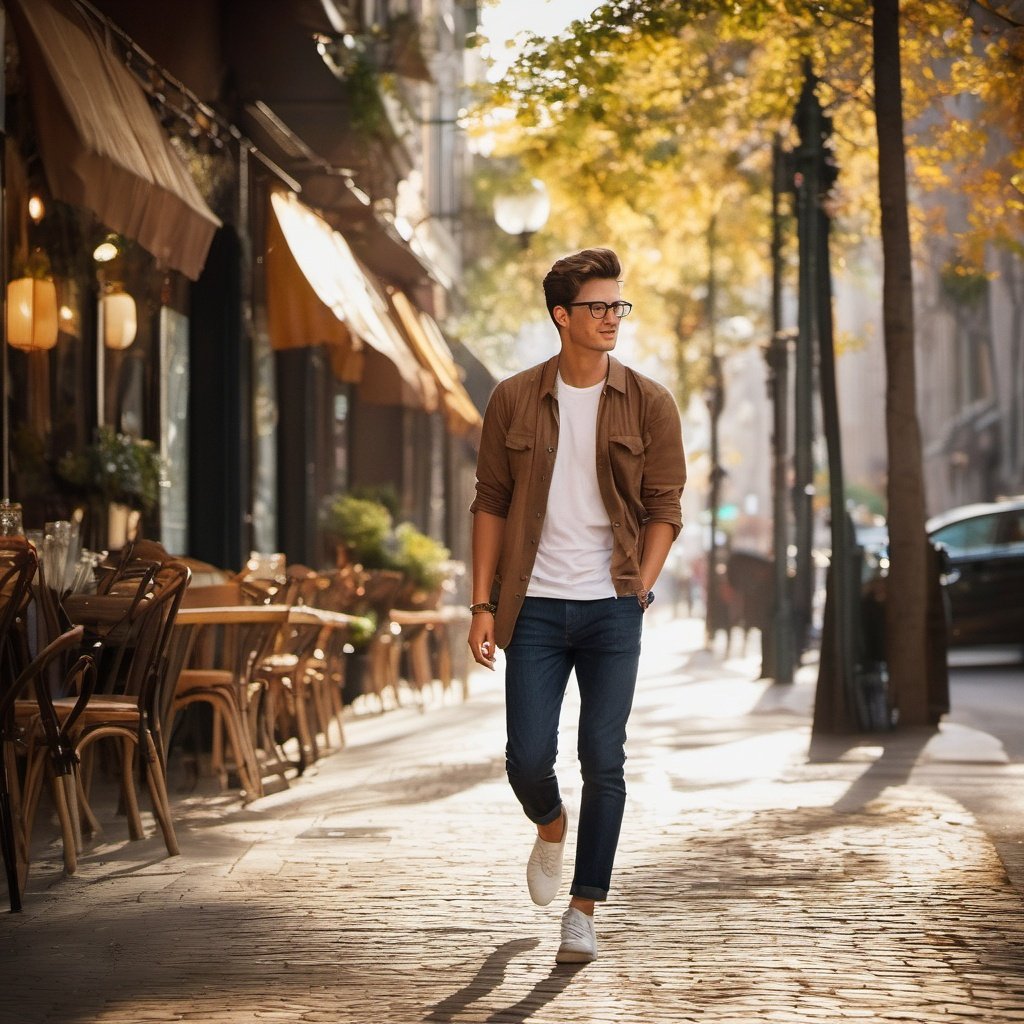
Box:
[526,806,568,906]
[556,907,597,964]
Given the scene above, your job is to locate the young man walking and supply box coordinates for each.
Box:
[468,247,686,963]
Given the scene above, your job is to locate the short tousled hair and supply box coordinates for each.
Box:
[542,248,622,325]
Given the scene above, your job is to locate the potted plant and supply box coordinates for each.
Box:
[322,493,394,570]
[391,522,450,609]
[57,427,163,548]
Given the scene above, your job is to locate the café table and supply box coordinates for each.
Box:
[386,605,472,701]
[168,605,370,795]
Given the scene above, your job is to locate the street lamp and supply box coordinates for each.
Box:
[493,179,550,246]
[703,312,754,647]
[704,350,726,646]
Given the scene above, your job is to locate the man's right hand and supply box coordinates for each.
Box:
[468,612,497,670]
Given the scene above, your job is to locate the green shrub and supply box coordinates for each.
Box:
[392,522,450,591]
[323,494,394,568]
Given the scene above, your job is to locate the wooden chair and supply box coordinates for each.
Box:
[171,582,280,801]
[358,570,406,710]
[5,627,95,912]
[0,539,42,912]
[57,560,191,856]
[257,567,327,774]
[281,565,348,756]
[307,566,364,734]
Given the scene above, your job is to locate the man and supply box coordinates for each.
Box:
[468,247,686,963]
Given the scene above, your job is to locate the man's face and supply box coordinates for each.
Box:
[556,277,623,354]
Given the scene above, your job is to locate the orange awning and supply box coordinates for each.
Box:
[389,289,482,437]
[266,190,433,409]
[9,0,221,280]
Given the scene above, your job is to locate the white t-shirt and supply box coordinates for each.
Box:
[527,373,616,600]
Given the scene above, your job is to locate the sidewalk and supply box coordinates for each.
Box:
[3,614,1024,1024]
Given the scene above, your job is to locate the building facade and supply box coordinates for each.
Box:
[1,0,483,574]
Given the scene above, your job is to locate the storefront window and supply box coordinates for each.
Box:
[159,307,190,554]
[4,195,95,525]
[333,388,351,493]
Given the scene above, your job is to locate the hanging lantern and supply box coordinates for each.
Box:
[102,286,137,350]
[6,276,59,351]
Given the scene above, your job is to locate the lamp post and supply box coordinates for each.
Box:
[766,134,796,684]
[493,179,550,247]
[791,65,859,733]
[703,214,724,647]
[791,64,821,659]
[704,351,725,644]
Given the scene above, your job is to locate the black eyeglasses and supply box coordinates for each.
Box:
[566,300,633,319]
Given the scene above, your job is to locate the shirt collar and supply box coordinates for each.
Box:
[540,354,626,397]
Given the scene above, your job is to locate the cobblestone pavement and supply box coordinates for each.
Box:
[3,615,1024,1024]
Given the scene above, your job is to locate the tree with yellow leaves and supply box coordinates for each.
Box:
[463,0,1022,727]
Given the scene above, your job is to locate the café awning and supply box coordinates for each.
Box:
[8,0,221,281]
[389,289,483,438]
[266,190,433,409]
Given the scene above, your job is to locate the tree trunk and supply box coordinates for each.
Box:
[872,0,932,725]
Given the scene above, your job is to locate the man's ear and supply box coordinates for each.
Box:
[553,306,569,328]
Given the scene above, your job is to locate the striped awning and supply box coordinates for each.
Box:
[9,0,221,280]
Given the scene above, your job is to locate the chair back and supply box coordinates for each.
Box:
[65,560,191,704]
[360,569,405,621]
[285,564,320,606]
[0,539,39,682]
[314,566,365,614]
[95,539,172,595]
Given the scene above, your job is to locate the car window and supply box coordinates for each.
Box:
[997,510,1024,550]
[931,514,999,554]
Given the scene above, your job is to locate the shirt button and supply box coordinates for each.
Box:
[547,446,555,453]
[613,522,621,528]
[535,512,542,519]
[515,593,521,599]
[520,574,528,581]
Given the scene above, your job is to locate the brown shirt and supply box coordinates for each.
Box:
[470,354,686,648]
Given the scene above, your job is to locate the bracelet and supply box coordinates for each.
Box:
[470,602,497,615]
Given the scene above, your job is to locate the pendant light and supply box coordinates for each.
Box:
[101,284,137,350]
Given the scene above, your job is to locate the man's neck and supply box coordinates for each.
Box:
[558,350,609,389]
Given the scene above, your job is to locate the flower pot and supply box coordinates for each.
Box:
[107,502,140,550]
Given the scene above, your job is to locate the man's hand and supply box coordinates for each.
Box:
[468,611,497,670]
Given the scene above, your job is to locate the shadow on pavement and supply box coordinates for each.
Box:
[481,962,587,1023]
[809,727,937,813]
[421,938,538,1022]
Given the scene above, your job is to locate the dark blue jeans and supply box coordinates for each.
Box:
[504,595,644,902]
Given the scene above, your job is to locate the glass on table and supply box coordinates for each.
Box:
[43,521,72,593]
[0,500,24,537]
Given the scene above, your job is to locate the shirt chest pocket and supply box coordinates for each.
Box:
[505,431,534,481]
[608,434,646,492]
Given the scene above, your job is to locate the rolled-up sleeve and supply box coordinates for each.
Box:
[641,390,686,537]
[470,383,514,518]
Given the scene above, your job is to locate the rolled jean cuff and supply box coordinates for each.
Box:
[570,883,608,902]
[534,802,564,827]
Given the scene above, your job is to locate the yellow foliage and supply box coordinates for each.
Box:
[461,0,1022,395]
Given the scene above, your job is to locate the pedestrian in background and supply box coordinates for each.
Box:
[468,247,686,963]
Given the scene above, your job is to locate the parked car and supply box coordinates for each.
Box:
[926,496,1024,649]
